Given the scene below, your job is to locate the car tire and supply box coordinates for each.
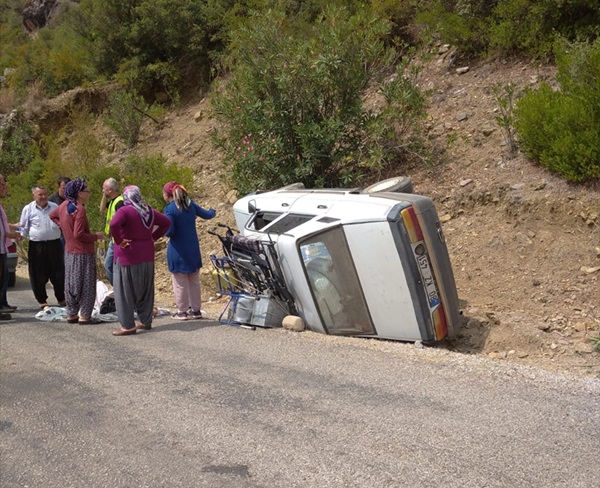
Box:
[8,271,16,287]
[277,182,305,191]
[362,176,413,194]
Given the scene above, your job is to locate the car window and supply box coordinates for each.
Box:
[263,213,315,234]
[300,227,374,335]
[248,211,283,231]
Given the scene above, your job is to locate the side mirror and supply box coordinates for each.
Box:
[248,199,257,214]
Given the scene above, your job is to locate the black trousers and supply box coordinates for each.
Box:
[28,239,65,305]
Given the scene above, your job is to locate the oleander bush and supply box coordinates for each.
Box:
[514,38,600,181]
[210,6,426,194]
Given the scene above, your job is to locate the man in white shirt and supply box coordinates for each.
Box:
[19,185,66,309]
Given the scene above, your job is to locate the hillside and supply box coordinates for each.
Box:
[22,51,600,378]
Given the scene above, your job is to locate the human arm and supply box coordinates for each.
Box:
[18,204,30,237]
[73,205,102,242]
[99,192,108,213]
[163,204,176,238]
[192,201,216,220]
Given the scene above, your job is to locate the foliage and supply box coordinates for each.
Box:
[493,82,518,156]
[120,154,194,212]
[489,0,600,58]
[514,38,600,182]
[0,113,36,175]
[415,0,492,54]
[210,6,426,194]
[103,90,148,147]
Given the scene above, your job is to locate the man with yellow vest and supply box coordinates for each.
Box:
[100,178,124,285]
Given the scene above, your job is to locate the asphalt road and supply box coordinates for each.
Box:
[1,277,599,487]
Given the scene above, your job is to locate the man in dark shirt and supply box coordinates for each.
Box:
[48,176,71,206]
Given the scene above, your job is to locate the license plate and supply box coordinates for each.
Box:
[416,253,440,308]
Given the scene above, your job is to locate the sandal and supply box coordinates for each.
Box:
[79,318,103,325]
[67,316,79,324]
[112,327,137,336]
[136,323,152,331]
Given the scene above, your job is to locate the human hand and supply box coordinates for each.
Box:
[119,238,132,249]
[96,231,105,240]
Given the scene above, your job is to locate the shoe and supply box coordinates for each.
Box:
[112,327,137,336]
[135,323,152,330]
[67,316,79,324]
[0,313,12,321]
[172,312,188,321]
[0,305,16,313]
[78,318,103,325]
[187,309,203,320]
[58,301,66,307]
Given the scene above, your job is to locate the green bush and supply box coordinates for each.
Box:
[514,38,600,182]
[103,90,148,147]
[0,114,36,175]
[490,0,600,58]
[210,6,426,194]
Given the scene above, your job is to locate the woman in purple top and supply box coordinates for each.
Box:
[109,185,171,336]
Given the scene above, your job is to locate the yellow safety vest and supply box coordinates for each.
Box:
[104,195,124,236]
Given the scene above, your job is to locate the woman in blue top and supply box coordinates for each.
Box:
[163,181,216,320]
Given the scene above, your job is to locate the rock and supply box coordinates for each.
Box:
[456,112,468,121]
[226,189,238,204]
[510,183,525,191]
[440,213,452,223]
[481,127,494,136]
[574,343,595,354]
[537,323,551,331]
[532,279,541,286]
[438,44,450,54]
[456,67,470,74]
[282,315,305,332]
[459,178,473,187]
[194,111,204,122]
[580,266,600,274]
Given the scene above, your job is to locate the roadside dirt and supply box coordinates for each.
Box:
[39,52,600,378]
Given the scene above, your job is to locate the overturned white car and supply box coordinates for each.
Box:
[210,177,460,343]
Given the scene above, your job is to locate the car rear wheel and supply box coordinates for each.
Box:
[8,271,16,287]
[362,176,413,194]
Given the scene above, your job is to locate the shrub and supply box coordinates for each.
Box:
[514,38,600,182]
[103,90,148,147]
[490,0,600,58]
[0,113,36,175]
[210,6,426,194]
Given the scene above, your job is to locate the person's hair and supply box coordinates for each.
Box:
[104,177,119,192]
[57,176,71,186]
[32,185,47,193]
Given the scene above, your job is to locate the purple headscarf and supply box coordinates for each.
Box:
[64,178,87,215]
[122,185,154,229]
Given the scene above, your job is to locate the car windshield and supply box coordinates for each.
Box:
[300,227,374,335]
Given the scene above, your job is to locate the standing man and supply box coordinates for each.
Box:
[0,174,23,320]
[100,178,124,285]
[48,176,71,206]
[19,184,66,309]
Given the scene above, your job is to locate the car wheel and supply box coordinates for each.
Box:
[8,271,16,287]
[362,176,413,194]
[277,182,305,191]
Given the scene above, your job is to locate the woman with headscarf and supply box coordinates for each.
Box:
[162,181,216,320]
[49,178,104,324]
[109,185,171,336]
